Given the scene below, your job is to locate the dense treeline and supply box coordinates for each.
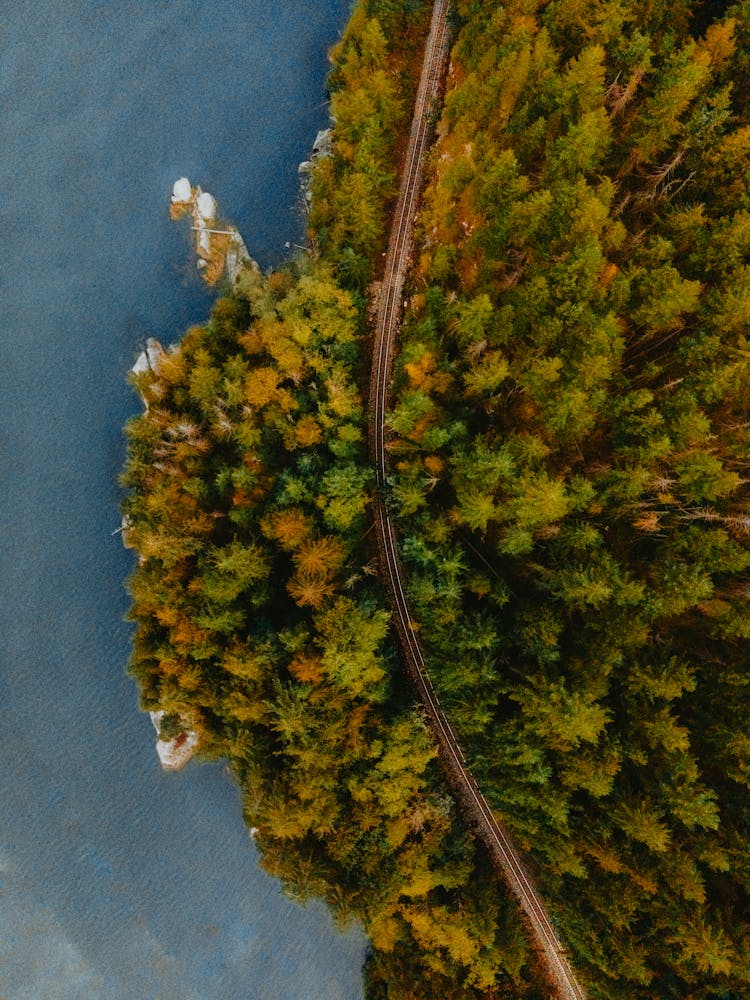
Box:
[123,3,553,999]
[309,0,430,292]
[389,0,750,996]
[123,264,546,1000]
[123,0,750,997]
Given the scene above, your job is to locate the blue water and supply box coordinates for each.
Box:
[0,3,367,998]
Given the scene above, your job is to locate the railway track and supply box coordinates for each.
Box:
[367,3,587,998]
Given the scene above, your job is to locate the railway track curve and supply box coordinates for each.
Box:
[367,3,587,998]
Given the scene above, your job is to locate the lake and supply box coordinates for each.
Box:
[0,2,367,997]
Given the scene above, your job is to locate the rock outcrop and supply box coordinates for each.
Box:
[131,337,165,376]
[171,176,192,203]
[298,127,333,211]
[149,711,199,771]
[170,177,255,285]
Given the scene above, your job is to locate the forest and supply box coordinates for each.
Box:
[122,0,750,998]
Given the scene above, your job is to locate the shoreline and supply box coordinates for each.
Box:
[128,339,200,772]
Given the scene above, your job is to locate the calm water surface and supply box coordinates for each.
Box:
[0,3,367,997]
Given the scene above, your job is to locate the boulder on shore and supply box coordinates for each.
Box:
[131,337,165,376]
[172,177,192,203]
[299,126,333,211]
[196,190,216,220]
[312,128,332,157]
[149,711,199,771]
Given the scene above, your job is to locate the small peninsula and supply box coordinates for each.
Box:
[122,1,750,998]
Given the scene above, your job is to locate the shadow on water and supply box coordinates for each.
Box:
[0,2,366,998]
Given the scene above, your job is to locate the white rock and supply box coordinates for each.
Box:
[131,350,150,375]
[196,191,216,220]
[226,230,254,283]
[132,338,165,376]
[145,337,165,369]
[198,228,211,255]
[149,711,199,771]
[172,177,192,203]
[155,730,199,771]
[312,128,332,157]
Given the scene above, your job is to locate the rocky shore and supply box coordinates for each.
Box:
[149,711,200,771]
[126,139,336,772]
[125,337,200,771]
[170,177,256,285]
[298,127,332,212]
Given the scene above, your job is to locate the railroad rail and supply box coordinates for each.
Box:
[367,2,587,998]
